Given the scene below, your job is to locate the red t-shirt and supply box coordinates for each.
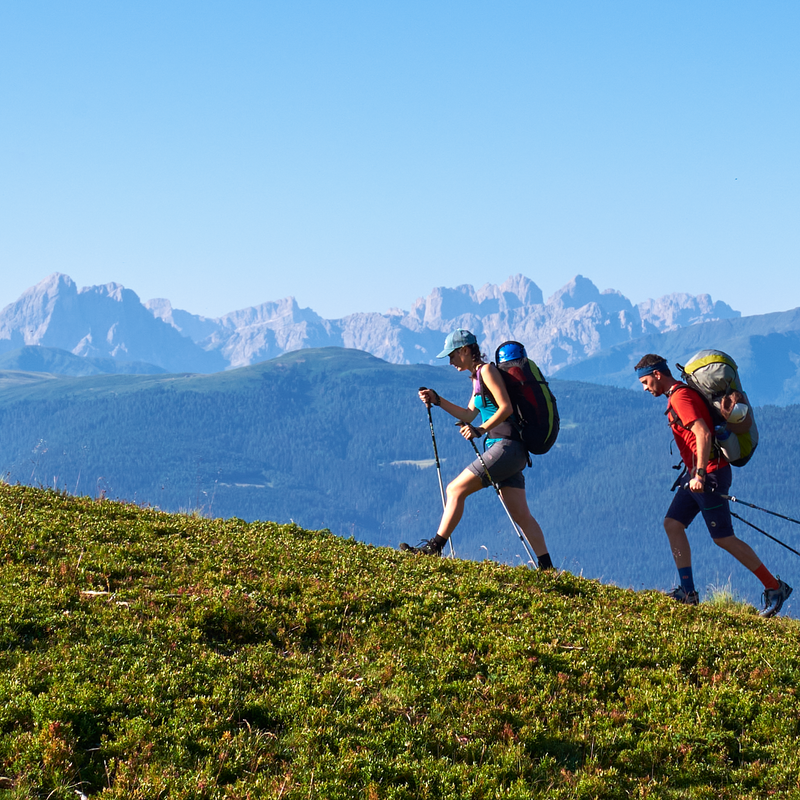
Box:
[666,385,726,473]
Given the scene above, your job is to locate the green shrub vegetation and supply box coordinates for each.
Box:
[1,484,799,799]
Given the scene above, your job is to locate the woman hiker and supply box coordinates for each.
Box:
[400,329,553,569]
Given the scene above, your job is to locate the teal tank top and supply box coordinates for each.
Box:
[472,365,515,448]
[474,392,503,448]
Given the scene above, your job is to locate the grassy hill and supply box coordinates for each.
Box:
[1,485,799,799]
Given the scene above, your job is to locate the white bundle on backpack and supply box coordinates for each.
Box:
[678,349,758,467]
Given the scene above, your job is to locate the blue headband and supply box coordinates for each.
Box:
[636,360,668,378]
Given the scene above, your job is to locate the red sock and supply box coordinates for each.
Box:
[754,564,780,591]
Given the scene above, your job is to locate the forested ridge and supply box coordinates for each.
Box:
[1,347,798,611]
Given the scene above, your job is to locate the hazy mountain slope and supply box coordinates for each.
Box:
[0,347,797,610]
[556,308,800,405]
[0,345,165,376]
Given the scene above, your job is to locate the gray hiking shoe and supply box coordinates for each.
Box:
[760,579,793,618]
[666,586,700,606]
[399,538,442,556]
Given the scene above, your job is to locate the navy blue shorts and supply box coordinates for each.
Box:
[665,465,734,539]
[467,438,527,490]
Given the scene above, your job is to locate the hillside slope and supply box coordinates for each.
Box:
[1,485,799,799]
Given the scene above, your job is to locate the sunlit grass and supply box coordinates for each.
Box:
[703,577,752,612]
[1,484,799,799]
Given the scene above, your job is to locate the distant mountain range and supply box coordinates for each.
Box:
[2,271,799,404]
[0,270,740,366]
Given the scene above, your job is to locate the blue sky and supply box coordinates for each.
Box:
[1,1,798,319]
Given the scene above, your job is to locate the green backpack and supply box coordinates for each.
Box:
[677,349,758,467]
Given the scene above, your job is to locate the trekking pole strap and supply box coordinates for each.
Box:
[730,511,800,558]
[721,495,800,527]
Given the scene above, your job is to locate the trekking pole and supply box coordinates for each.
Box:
[419,387,455,558]
[720,495,800,527]
[730,512,800,558]
[465,435,537,568]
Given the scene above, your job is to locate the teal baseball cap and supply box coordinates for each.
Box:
[437,329,478,358]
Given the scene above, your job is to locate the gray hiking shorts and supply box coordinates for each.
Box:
[467,438,527,490]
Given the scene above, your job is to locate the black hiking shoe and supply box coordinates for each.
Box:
[760,579,793,618]
[399,538,442,556]
[665,586,699,606]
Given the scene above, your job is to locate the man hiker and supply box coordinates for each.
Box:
[636,353,792,617]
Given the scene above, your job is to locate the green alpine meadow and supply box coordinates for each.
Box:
[1,484,799,799]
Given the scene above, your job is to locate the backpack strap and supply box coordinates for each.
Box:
[665,384,692,430]
[473,364,496,409]
[666,384,721,460]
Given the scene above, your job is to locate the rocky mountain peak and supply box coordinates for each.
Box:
[0,273,224,373]
[496,274,544,307]
[638,293,739,331]
[547,274,601,309]
[80,281,131,303]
